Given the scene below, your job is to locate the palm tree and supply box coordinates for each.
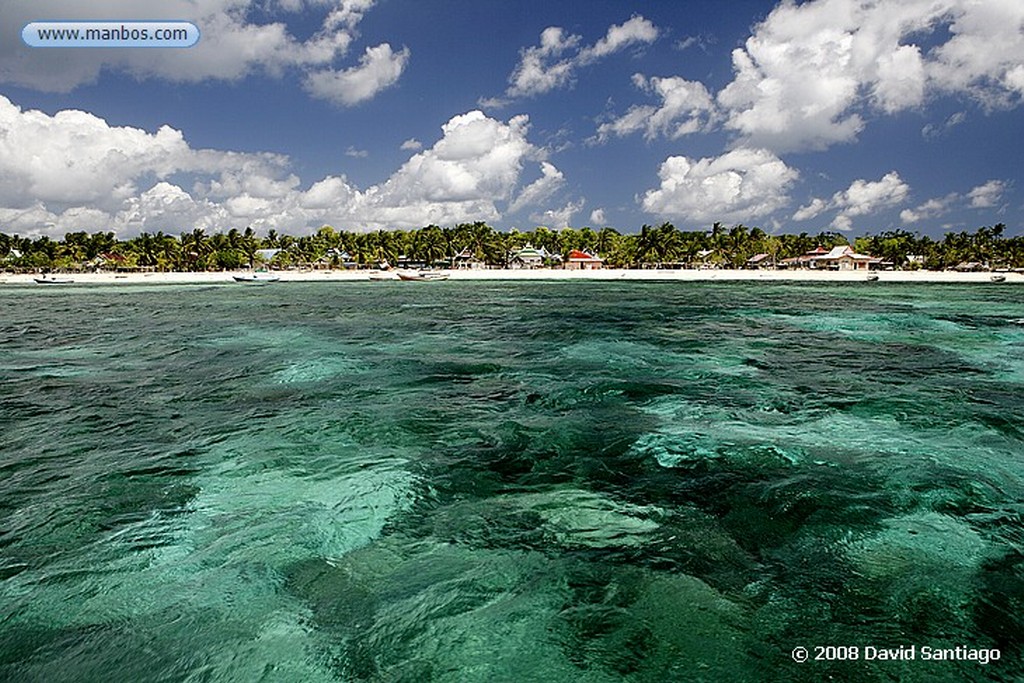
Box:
[179,229,209,270]
[653,222,682,265]
[412,225,448,264]
[635,224,657,267]
[726,224,750,266]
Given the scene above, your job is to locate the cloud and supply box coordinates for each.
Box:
[400,138,422,151]
[579,15,660,62]
[364,110,540,226]
[0,0,407,105]
[496,15,658,101]
[0,97,551,236]
[968,179,1005,208]
[0,95,285,211]
[590,208,606,224]
[531,199,585,229]
[895,180,1005,223]
[714,0,1024,153]
[922,111,967,139]
[508,161,565,214]
[674,35,714,53]
[899,193,958,223]
[504,27,581,100]
[595,74,716,142]
[792,198,829,222]
[795,171,910,230]
[304,42,410,106]
[641,148,798,224]
[344,146,368,158]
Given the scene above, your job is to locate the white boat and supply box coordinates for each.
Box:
[34,276,74,285]
[397,270,450,281]
[368,270,397,281]
[866,273,879,282]
[233,272,280,284]
[990,274,1006,283]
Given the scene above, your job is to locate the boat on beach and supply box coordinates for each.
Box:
[991,274,1007,283]
[34,276,74,285]
[368,270,398,281]
[397,270,450,281]
[233,272,280,284]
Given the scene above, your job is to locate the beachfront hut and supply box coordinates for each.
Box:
[694,249,717,269]
[510,243,549,269]
[745,253,773,269]
[87,252,128,272]
[397,254,427,269]
[452,247,485,269]
[783,245,878,270]
[782,245,830,269]
[809,245,879,271]
[254,248,281,268]
[563,249,604,270]
[314,248,359,270]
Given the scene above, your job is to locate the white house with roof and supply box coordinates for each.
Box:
[452,247,486,269]
[509,243,551,269]
[782,245,879,270]
[810,245,880,271]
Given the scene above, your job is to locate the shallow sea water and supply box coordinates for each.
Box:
[1,281,1023,682]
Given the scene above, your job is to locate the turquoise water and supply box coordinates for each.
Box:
[1,282,1023,682]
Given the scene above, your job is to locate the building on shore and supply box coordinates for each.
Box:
[781,245,879,271]
[563,249,604,270]
[452,247,486,269]
[509,243,552,269]
[745,253,773,269]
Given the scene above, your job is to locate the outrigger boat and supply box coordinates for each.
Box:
[34,276,74,284]
[397,270,450,281]
[368,270,397,281]
[233,272,280,284]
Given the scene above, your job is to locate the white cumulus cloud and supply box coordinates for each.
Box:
[495,15,659,101]
[508,162,565,214]
[641,148,798,224]
[968,180,1006,208]
[899,193,958,224]
[795,171,910,230]
[531,199,585,229]
[304,42,410,106]
[579,15,660,63]
[0,97,552,236]
[595,74,716,142]
[0,95,285,211]
[714,0,1024,153]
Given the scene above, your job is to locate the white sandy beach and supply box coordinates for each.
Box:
[2,268,1021,285]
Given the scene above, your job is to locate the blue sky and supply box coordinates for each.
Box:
[0,0,1022,238]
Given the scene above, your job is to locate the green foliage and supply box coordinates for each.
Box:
[0,222,1020,272]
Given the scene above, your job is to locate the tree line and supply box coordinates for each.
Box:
[0,222,1020,272]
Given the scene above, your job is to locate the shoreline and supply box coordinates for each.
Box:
[1,268,1021,286]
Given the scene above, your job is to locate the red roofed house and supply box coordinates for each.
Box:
[563,249,604,270]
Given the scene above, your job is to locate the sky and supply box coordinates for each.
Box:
[0,0,1022,239]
